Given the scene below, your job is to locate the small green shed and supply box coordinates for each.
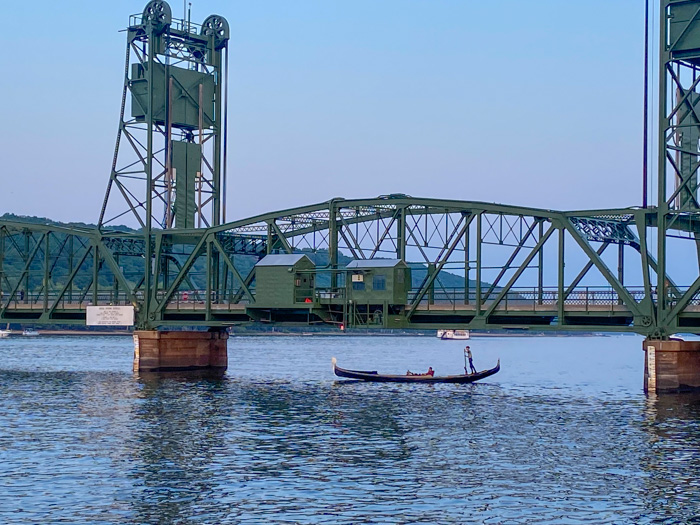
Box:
[346,259,411,305]
[254,254,315,307]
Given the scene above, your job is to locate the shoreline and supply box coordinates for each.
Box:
[0,329,623,338]
[2,330,133,337]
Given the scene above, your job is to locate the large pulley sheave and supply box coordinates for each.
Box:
[201,15,229,49]
[142,0,172,32]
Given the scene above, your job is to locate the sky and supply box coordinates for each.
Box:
[0,0,648,224]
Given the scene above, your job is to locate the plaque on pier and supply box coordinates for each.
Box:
[86,306,135,326]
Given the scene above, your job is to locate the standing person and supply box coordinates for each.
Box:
[465,345,477,374]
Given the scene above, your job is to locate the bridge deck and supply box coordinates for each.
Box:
[2,300,644,313]
[3,295,699,330]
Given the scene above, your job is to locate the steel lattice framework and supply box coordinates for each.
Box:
[0,197,695,336]
[3,1,700,338]
[99,1,229,231]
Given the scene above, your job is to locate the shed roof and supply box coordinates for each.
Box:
[346,259,406,269]
[256,254,314,267]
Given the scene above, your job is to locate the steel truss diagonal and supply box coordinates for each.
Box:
[6,1,700,340]
[0,195,692,334]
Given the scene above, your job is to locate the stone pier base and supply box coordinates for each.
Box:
[133,330,228,372]
[643,339,700,393]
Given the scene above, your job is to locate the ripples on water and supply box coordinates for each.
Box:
[1,335,700,523]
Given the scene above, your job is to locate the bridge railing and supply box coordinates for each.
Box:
[1,290,137,310]
[19,285,700,317]
[156,290,255,309]
[314,287,346,301]
[663,287,700,308]
[1,288,260,311]
[409,286,648,312]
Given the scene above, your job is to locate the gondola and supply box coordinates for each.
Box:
[331,357,500,383]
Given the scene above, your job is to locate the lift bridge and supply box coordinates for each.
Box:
[2,0,700,343]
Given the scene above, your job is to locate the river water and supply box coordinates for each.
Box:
[1,334,699,523]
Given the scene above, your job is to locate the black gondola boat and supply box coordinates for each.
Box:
[331,357,500,383]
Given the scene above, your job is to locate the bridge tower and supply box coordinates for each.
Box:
[99,0,230,231]
[645,0,700,391]
[99,1,231,372]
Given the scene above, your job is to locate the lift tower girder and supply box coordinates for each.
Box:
[656,1,700,334]
[99,0,229,231]
[95,1,229,328]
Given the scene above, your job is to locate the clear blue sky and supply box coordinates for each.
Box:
[0,0,647,224]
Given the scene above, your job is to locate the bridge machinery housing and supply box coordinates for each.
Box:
[2,1,700,391]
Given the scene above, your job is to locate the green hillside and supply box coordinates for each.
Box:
[0,215,491,293]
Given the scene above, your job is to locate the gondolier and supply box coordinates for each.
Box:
[332,357,499,384]
[465,346,477,374]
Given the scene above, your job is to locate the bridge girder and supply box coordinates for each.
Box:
[0,197,694,337]
[9,1,700,339]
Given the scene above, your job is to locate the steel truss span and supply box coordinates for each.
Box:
[1,196,698,337]
[6,1,700,338]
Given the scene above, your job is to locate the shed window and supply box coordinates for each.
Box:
[352,282,365,291]
[373,275,386,291]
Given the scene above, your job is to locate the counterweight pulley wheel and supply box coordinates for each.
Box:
[201,15,230,48]
[142,0,172,30]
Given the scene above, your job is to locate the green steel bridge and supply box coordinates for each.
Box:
[0,197,694,338]
[2,1,700,341]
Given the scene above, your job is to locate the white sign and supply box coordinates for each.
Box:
[352,274,364,282]
[86,306,135,326]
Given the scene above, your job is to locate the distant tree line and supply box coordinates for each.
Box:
[0,214,491,295]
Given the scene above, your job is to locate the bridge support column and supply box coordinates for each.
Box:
[133,330,228,372]
[643,339,700,393]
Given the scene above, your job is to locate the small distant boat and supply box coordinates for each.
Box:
[332,357,499,384]
[22,328,39,337]
[0,330,10,338]
[437,329,470,340]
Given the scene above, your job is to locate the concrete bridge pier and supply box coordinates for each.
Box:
[133,330,228,372]
[643,339,700,393]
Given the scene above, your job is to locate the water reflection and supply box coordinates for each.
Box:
[641,394,700,522]
[136,369,227,382]
[127,373,234,524]
[5,336,700,523]
[0,370,139,523]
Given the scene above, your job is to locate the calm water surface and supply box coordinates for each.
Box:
[1,334,699,523]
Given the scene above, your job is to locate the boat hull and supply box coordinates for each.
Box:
[333,359,499,383]
[437,329,470,340]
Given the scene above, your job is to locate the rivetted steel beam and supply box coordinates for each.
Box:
[564,219,643,318]
[479,224,556,321]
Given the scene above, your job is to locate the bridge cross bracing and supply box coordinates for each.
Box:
[1,0,700,340]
